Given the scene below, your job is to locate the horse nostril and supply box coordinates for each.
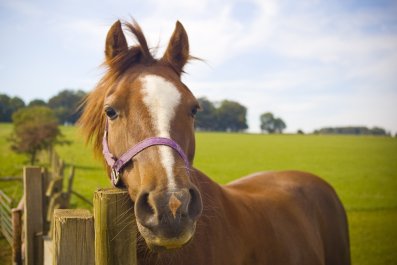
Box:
[135,192,156,228]
[188,187,203,221]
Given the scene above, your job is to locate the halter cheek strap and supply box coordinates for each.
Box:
[102,121,191,187]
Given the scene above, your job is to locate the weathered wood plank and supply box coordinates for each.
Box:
[43,236,53,265]
[53,209,94,265]
[23,167,44,265]
[94,188,137,265]
[12,208,22,265]
[66,166,75,196]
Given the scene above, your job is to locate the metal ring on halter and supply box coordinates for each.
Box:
[111,168,122,187]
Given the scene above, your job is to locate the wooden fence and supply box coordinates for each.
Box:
[0,151,78,265]
[52,189,137,265]
[1,151,138,265]
[0,190,13,245]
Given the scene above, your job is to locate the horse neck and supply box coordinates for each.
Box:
[191,167,230,217]
[191,168,223,193]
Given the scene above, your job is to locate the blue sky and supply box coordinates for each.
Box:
[1,0,396,133]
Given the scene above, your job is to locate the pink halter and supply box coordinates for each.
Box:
[102,120,191,187]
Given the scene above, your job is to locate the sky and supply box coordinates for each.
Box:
[0,0,396,134]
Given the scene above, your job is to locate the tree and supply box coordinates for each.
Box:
[195,97,217,131]
[28,99,47,107]
[0,94,11,121]
[195,98,249,132]
[48,89,86,124]
[9,106,63,164]
[217,100,248,132]
[260,112,287,133]
[260,112,275,133]
[274,118,286,133]
[370,127,387,136]
[0,94,26,122]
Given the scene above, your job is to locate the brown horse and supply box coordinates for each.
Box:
[79,20,350,265]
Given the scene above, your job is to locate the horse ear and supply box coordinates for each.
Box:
[105,20,128,64]
[162,21,189,76]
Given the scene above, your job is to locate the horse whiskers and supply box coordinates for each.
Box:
[114,205,134,225]
[138,243,153,264]
[105,195,131,207]
[120,195,134,208]
[175,165,195,174]
[110,220,136,242]
[113,210,133,225]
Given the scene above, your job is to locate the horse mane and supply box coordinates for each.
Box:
[78,20,156,157]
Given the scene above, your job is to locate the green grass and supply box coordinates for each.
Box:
[0,123,26,199]
[195,133,397,211]
[1,123,396,264]
[54,125,110,209]
[349,210,397,265]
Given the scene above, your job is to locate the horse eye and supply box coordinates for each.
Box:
[105,107,118,120]
[191,107,198,117]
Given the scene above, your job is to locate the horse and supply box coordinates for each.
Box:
[79,19,350,265]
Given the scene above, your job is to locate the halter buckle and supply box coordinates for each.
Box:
[111,168,122,187]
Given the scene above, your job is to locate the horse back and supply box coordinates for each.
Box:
[225,171,351,265]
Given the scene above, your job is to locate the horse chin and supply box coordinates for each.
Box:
[137,221,196,252]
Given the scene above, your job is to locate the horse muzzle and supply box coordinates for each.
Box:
[134,187,202,250]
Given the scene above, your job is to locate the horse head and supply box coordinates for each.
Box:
[79,20,202,251]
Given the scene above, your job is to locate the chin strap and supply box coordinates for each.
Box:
[102,120,191,187]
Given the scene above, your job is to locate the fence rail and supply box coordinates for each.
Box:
[0,149,81,265]
[0,150,137,265]
[0,190,13,245]
[0,176,22,181]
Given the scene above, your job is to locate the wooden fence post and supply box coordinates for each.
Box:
[53,209,94,265]
[23,167,44,265]
[11,208,22,265]
[94,188,137,265]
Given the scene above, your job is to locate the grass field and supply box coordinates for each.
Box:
[1,123,396,264]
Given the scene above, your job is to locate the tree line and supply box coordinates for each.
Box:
[3,90,392,136]
[195,98,248,132]
[195,97,287,133]
[313,126,390,136]
[0,90,86,124]
[3,89,393,166]
[1,91,287,133]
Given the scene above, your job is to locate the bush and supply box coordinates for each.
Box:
[9,106,63,164]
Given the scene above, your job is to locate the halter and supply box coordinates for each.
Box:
[102,120,191,187]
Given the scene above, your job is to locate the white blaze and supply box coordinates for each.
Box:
[141,75,181,190]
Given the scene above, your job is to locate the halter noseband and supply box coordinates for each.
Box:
[102,120,191,187]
